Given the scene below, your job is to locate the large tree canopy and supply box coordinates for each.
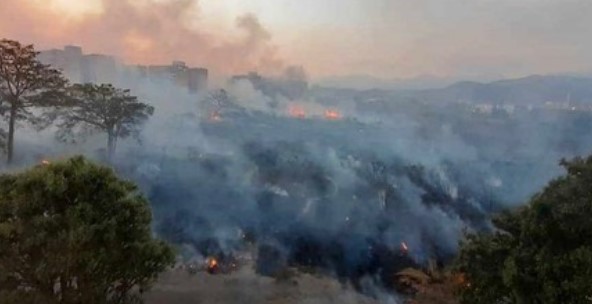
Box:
[0,156,174,304]
[455,156,592,304]
[0,39,68,164]
[58,84,154,160]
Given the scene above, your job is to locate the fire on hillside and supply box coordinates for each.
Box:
[324,109,342,120]
[288,105,307,119]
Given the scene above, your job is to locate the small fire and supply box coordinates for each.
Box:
[324,109,342,120]
[41,160,51,166]
[206,257,219,274]
[209,111,222,122]
[453,273,471,289]
[401,242,409,252]
[289,105,306,119]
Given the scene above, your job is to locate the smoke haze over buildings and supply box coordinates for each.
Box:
[2,0,592,80]
[0,0,284,80]
[3,1,592,301]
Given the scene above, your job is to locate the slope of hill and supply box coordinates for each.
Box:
[412,75,592,105]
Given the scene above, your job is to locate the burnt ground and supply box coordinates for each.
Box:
[144,264,382,304]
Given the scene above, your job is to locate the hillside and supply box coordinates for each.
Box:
[145,265,381,304]
[412,75,592,105]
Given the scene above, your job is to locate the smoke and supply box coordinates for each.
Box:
[9,64,590,299]
[0,0,284,77]
[2,76,587,304]
[223,66,352,119]
[4,2,592,301]
[3,30,592,299]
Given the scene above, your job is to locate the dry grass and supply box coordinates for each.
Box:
[144,264,379,304]
[395,264,462,304]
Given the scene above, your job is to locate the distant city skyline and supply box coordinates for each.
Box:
[1,0,591,80]
[39,45,208,93]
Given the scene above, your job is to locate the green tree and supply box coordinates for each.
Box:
[0,156,175,304]
[0,39,68,164]
[58,83,154,161]
[456,156,592,304]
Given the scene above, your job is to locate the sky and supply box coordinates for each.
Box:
[0,0,591,80]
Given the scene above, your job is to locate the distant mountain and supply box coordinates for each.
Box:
[316,74,466,91]
[410,75,592,105]
[312,75,592,108]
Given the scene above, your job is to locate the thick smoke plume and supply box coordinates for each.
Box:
[0,0,284,76]
[12,67,592,298]
[4,4,592,294]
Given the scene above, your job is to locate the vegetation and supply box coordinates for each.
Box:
[0,157,175,303]
[395,260,462,304]
[2,36,592,304]
[58,83,154,161]
[0,39,68,164]
[455,156,592,304]
[0,38,152,164]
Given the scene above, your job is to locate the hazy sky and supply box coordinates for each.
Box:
[1,0,591,79]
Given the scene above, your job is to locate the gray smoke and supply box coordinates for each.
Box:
[6,68,592,299]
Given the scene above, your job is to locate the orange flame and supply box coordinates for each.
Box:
[289,105,306,119]
[209,111,222,122]
[206,257,219,273]
[208,258,218,268]
[453,273,471,289]
[324,109,342,120]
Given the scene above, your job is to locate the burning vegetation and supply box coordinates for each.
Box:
[206,257,219,274]
[288,104,307,119]
[145,134,498,298]
[182,252,243,276]
[115,83,545,299]
[1,6,592,302]
[286,105,343,121]
[324,109,342,120]
[208,111,222,122]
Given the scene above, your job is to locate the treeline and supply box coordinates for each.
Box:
[0,38,167,303]
[0,39,154,164]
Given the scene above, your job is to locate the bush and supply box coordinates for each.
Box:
[0,156,175,303]
[455,156,592,304]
